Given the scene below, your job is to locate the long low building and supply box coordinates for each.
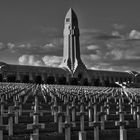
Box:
[0,61,135,86]
[0,8,139,86]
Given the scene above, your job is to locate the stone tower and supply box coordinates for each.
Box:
[60,8,87,77]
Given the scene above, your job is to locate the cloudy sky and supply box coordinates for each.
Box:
[0,0,140,72]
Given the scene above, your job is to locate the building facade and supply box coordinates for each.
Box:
[0,8,138,86]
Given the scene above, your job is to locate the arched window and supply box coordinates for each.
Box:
[22,75,29,83]
[7,75,16,82]
[35,75,42,84]
[78,73,83,80]
[0,74,3,82]
[46,76,55,84]
[58,76,67,85]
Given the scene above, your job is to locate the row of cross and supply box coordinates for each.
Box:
[0,83,140,140]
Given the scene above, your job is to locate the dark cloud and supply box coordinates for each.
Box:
[6,36,63,56]
[95,34,121,40]
[79,28,140,72]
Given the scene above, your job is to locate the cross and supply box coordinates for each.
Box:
[89,101,101,140]
[115,98,129,140]
[98,106,106,130]
[57,106,64,133]
[27,96,45,140]
[69,98,76,127]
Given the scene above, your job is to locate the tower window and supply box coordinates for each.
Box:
[66,18,70,22]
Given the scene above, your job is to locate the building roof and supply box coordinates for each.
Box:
[0,62,67,75]
[87,68,130,76]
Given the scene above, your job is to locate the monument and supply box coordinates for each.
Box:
[0,8,138,86]
[60,8,87,78]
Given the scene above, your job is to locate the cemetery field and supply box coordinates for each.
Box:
[1,83,140,140]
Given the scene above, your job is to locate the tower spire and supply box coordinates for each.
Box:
[60,8,86,76]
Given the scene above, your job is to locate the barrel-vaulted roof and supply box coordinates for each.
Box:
[87,68,131,77]
[1,63,68,75]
